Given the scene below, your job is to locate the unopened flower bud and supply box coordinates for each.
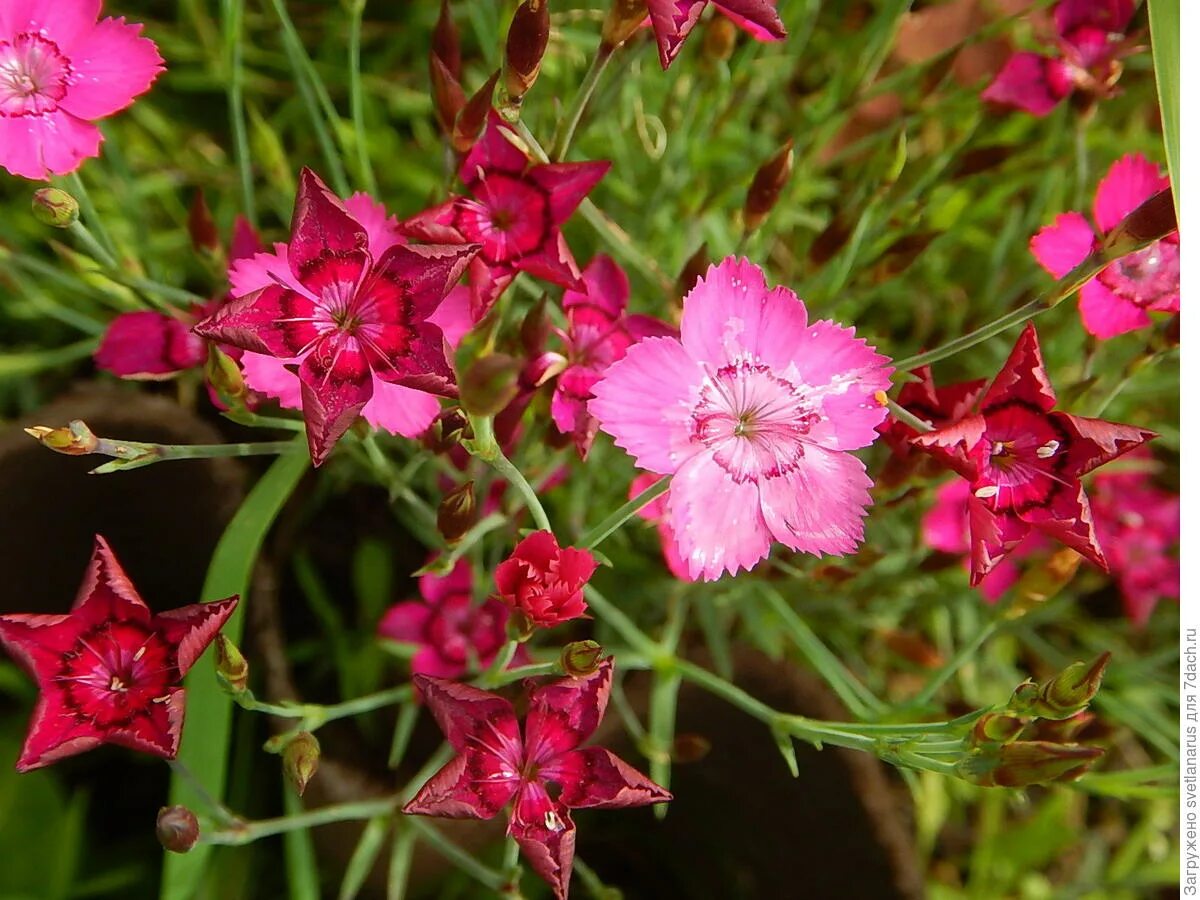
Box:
[674,243,710,308]
[1025,711,1096,744]
[452,70,501,154]
[283,732,321,796]
[703,15,737,64]
[504,0,550,105]
[215,634,249,695]
[968,712,1025,747]
[430,54,467,138]
[24,420,98,455]
[521,351,568,390]
[188,190,221,255]
[460,353,522,416]
[957,741,1104,787]
[205,347,247,405]
[520,295,552,356]
[423,408,470,453]
[156,805,200,853]
[560,640,604,677]
[1034,652,1111,720]
[438,481,477,544]
[508,608,536,642]
[31,188,79,228]
[1008,680,1040,715]
[1101,188,1175,260]
[672,733,712,764]
[1011,548,1083,613]
[601,0,648,53]
[743,138,794,233]
[431,0,462,79]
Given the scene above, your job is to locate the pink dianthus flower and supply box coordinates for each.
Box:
[590,257,893,581]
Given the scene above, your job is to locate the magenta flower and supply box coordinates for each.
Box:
[1091,464,1179,627]
[377,559,520,678]
[1030,153,1179,339]
[552,255,675,457]
[0,0,163,179]
[194,169,478,466]
[629,473,690,581]
[647,0,786,70]
[982,0,1135,116]
[402,112,609,323]
[590,257,893,581]
[911,325,1154,586]
[494,532,597,629]
[0,536,238,772]
[403,660,670,899]
[879,364,986,465]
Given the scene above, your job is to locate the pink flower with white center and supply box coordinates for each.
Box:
[0,536,237,772]
[1090,464,1179,628]
[403,660,670,900]
[194,169,479,466]
[377,559,521,678]
[402,112,609,324]
[982,0,1135,117]
[1030,153,1179,339]
[589,257,893,581]
[0,0,163,179]
[552,256,675,458]
[629,473,690,580]
[647,0,786,70]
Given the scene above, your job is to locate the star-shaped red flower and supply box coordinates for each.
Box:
[403,659,670,900]
[402,112,609,324]
[194,168,479,465]
[0,536,238,772]
[910,325,1154,585]
[879,364,987,463]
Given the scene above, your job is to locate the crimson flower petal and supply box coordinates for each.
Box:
[288,168,369,275]
[979,325,1056,413]
[1055,412,1155,477]
[646,0,707,69]
[713,0,786,41]
[981,52,1072,116]
[523,659,612,766]
[412,675,522,757]
[299,341,374,466]
[528,161,611,226]
[544,746,673,810]
[403,752,519,820]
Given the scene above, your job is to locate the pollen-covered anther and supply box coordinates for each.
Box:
[544,809,565,832]
[1036,440,1060,459]
[975,485,1000,499]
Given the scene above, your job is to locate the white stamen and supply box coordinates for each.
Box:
[1036,440,1060,459]
[544,810,564,832]
[133,646,146,662]
[974,485,1000,499]
[109,676,127,692]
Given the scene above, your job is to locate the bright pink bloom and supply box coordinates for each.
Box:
[377,559,519,678]
[402,112,609,324]
[94,310,207,380]
[403,660,670,900]
[911,325,1154,586]
[647,0,786,70]
[1091,465,1179,627]
[494,531,597,629]
[195,170,478,466]
[0,0,163,179]
[552,256,675,458]
[629,473,690,580]
[0,536,237,772]
[982,0,1135,116]
[590,257,893,581]
[1030,153,1179,339]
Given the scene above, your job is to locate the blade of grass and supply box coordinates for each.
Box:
[161,443,310,900]
[1146,0,1180,218]
[339,815,390,900]
[221,0,257,226]
[283,787,321,900]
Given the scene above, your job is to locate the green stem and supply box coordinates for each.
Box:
[581,475,671,549]
[68,221,118,270]
[204,797,400,845]
[407,818,508,890]
[582,585,661,658]
[551,45,614,161]
[886,398,934,434]
[478,661,560,686]
[466,415,553,533]
[347,0,378,194]
[86,438,303,474]
[167,760,238,827]
[906,615,1005,710]
[239,685,412,729]
[478,639,521,688]
[64,171,118,259]
[221,0,256,227]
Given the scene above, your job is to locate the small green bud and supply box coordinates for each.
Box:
[32,188,79,228]
[24,420,98,455]
[283,732,321,796]
[1035,652,1111,720]
[560,640,604,677]
[215,634,249,695]
[969,712,1026,747]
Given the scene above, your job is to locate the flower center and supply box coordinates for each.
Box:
[690,361,819,483]
[54,621,173,727]
[453,173,549,265]
[1098,240,1180,309]
[0,33,71,117]
[971,403,1070,512]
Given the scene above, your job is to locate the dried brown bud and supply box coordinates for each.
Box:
[423,407,471,453]
[438,481,477,544]
[744,138,794,233]
[881,629,943,669]
[156,805,200,853]
[24,420,98,455]
[188,190,221,255]
[505,0,550,102]
[702,15,738,63]
[560,640,604,677]
[674,243,710,307]
[459,352,522,416]
[957,741,1104,787]
[431,0,462,79]
[520,295,552,355]
[215,634,249,695]
[452,69,501,154]
[283,732,321,796]
[672,733,712,764]
[602,0,648,53]
[430,55,467,138]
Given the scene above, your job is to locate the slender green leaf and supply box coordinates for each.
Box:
[283,788,321,900]
[1147,0,1180,217]
[338,815,390,900]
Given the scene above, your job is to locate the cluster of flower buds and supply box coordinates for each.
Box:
[427,0,501,153]
[956,653,1110,788]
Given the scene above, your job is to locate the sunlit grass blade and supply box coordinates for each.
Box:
[1146,0,1179,218]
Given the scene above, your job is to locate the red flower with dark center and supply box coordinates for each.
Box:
[194,169,479,465]
[402,660,670,900]
[0,536,238,772]
[402,112,609,324]
[910,325,1154,585]
[494,531,597,629]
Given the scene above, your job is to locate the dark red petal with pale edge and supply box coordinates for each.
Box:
[370,243,480,320]
[544,746,673,810]
[193,285,318,358]
[1028,482,1107,570]
[646,0,707,69]
[288,168,368,275]
[967,496,1031,586]
[981,325,1056,413]
[76,536,150,615]
[299,343,374,466]
[365,322,456,396]
[513,232,584,290]
[401,753,519,819]
[528,161,611,226]
[715,0,787,40]
[1055,413,1155,477]
[510,789,577,900]
[154,596,240,675]
[524,660,612,766]
[910,415,987,480]
[412,675,522,757]
[398,200,462,243]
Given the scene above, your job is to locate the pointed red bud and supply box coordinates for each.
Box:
[451,70,500,154]
[560,640,604,677]
[459,353,522,416]
[215,634,249,695]
[602,0,648,54]
[423,407,471,453]
[430,54,467,138]
[674,243,710,308]
[744,138,794,233]
[188,190,221,255]
[1034,652,1112,720]
[156,806,200,853]
[1101,188,1176,261]
[31,188,79,228]
[505,0,550,103]
[957,741,1104,787]
[431,0,462,79]
[437,481,477,545]
[283,732,320,796]
[520,295,552,356]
